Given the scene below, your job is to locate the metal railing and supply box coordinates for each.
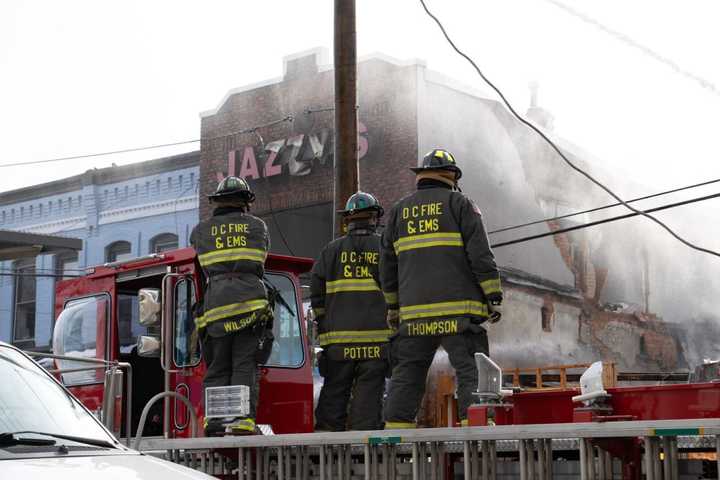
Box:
[138,418,720,480]
[25,351,133,446]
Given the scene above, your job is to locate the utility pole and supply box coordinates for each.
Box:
[333,0,359,238]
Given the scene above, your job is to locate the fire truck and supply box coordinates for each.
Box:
[51,248,315,440]
[48,247,720,479]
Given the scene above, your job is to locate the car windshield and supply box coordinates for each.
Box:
[0,345,116,446]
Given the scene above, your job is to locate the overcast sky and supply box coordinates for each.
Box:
[1,0,719,196]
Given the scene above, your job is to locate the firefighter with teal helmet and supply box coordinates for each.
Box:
[380,149,503,429]
[190,176,271,436]
[310,191,389,431]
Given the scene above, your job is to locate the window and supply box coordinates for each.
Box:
[541,303,554,332]
[174,279,200,367]
[118,293,147,353]
[106,241,133,263]
[13,259,36,347]
[264,273,304,367]
[52,295,109,384]
[151,233,178,253]
[56,252,79,280]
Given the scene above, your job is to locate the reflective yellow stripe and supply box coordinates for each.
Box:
[480,278,502,296]
[196,299,268,328]
[400,299,488,321]
[198,247,267,267]
[385,421,416,429]
[393,232,464,254]
[318,329,393,346]
[326,278,380,294]
[460,419,469,427]
[229,418,256,432]
[383,291,398,304]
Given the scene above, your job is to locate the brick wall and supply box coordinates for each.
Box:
[200,52,420,245]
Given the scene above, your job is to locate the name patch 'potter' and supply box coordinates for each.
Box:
[343,345,382,360]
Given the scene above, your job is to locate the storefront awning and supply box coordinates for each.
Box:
[0,230,82,261]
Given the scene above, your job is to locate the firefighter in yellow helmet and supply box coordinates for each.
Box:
[310,192,389,431]
[380,149,502,429]
[190,176,271,436]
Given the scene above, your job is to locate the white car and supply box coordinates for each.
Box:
[0,341,214,479]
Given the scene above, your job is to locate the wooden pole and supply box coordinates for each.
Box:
[333,0,359,238]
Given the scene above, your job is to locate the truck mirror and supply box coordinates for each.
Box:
[137,335,161,357]
[138,288,161,326]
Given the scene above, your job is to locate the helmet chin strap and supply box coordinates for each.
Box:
[416,170,460,190]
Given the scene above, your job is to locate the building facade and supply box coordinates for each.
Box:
[0,151,199,350]
[199,48,695,372]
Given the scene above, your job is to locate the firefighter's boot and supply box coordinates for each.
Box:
[204,417,226,437]
[226,417,257,435]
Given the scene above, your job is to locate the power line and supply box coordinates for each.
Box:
[252,129,297,257]
[542,0,720,97]
[0,140,201,168]
[418,0,720,259]
[492,190,720,249]
[489,176,720,235]
[0,115,295,169]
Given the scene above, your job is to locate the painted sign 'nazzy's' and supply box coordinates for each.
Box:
[216,122,369,182]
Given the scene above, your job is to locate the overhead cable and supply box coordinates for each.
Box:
[492,190,720,249]
[489,176,720,235]
[0,115,294,169]
[542,0,720,97]
[252,129,297,257]
[418,0,720,259]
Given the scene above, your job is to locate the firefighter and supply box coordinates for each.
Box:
[380,149,503,429]
[310,191,390,431]
[190,176,271,436]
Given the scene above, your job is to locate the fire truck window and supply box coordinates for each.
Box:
[174,279,200,367]
[118,294,149,353]
[52,295,109,385]
[264,274,303,368]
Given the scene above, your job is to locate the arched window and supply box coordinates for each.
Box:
[150,233,178,253]
[106,241,133,263]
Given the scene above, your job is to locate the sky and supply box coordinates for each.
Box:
[1,0,719,196]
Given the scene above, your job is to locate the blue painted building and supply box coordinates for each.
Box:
[0,151,200,350]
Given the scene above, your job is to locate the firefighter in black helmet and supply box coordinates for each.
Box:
[190,176,271,436]
[380,149,503,429]
[310,191,389,431]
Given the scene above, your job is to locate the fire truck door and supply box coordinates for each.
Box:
[166,274,202,437]
[53,276,116,417]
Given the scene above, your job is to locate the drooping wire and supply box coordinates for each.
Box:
[542,0,720,97]
[252,126,297,257]
[492,190,720,249]
[488,176,720,235]
[418,0,720,259]
[0,116,294,169]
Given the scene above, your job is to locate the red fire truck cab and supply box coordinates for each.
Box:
[52,248,315,438]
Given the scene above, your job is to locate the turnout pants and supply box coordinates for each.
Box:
[384,326,488,428]
[202,327,258,419]
[315,352,387,431]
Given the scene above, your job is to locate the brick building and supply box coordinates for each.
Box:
[199,48,689,372]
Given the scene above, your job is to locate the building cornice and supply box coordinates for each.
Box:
[0,151,200,206]
[199,49,429,119]
[98,195,198,226]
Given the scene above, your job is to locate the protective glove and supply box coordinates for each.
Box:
[386,309,400,330]
[487,294,503,324]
